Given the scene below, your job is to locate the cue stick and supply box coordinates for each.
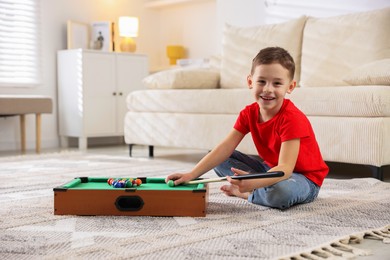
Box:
[186,171,284,185]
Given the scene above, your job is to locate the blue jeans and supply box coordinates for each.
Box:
[214,150,320,210]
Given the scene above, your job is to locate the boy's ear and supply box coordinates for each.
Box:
[286,80,297,94]
[247,74,253,89]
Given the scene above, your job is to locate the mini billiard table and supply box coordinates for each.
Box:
[54,177,208,217]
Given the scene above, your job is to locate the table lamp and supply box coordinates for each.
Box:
[118,16,139,52]
[166,45,185,65]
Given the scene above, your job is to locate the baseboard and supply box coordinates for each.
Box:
[66,136,125,148]
[0,138,59,152]
[0,136,127,152]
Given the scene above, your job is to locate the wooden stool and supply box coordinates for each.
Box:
[0,95,52,153]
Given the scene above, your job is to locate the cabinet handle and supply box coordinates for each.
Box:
[113,92,117,96]
[119,92,123,96]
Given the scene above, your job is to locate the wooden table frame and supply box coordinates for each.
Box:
[54,177,209,217]
[19,113,42,153]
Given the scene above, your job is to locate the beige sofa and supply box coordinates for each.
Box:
[124,8,390,180]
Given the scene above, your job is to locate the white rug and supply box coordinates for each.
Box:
[0,152,389,259]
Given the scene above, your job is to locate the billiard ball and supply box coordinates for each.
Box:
[168,180,175,187]
[107,178,114,185]
[135,179,142,186]
[113,181,123,188]
[125,180,133,188]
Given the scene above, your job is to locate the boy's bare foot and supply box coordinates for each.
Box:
[220,184,249,200]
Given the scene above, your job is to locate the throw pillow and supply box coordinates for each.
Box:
[300,8,390,87]
[343,59,390,86]
[143,68,220,89]
[220,16,307,89]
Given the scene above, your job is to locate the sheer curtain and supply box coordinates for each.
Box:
[0,0,41,87]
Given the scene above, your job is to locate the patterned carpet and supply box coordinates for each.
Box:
[0,152,389,259]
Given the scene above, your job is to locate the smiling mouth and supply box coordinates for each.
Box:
[260,96,275,101]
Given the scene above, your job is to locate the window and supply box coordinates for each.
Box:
[0,0,41,87]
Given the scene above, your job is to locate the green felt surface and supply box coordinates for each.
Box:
[61,177,204,191]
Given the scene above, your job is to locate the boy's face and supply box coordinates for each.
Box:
[247,63,296,120]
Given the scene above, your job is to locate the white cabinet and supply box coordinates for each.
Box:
[57,49,148,149]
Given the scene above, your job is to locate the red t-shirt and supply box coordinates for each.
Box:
[234,99,328,186]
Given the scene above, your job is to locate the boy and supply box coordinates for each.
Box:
[166,47,329,209]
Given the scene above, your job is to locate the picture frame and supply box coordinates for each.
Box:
[90,21,114,52]
[67,21,90,49]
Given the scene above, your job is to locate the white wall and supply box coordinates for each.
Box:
[151,1,218,68]
[216,0,267,52]
[263,0,390,24]
[0,0,389,152]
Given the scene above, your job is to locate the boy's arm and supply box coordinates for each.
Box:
[268,138,300,178]
[229,138,300,192]
[166,129,245,185]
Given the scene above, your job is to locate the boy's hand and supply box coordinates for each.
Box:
[228,167,254,193]
[165,172,194,186]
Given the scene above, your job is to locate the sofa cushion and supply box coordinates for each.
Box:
[128,86,390,118]
[127,89,252,114]
[300,8,390,87]
[220,16,307,89]
[343,59,390,86]
[289,86,390,117]
[142,68,220,89]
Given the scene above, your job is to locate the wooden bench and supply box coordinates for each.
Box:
[0,95,53,153]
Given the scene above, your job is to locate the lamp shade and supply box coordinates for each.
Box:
[166,45,185,65]
[118,16,139,37]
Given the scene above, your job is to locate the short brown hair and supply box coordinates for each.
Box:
[251,47,295,80]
